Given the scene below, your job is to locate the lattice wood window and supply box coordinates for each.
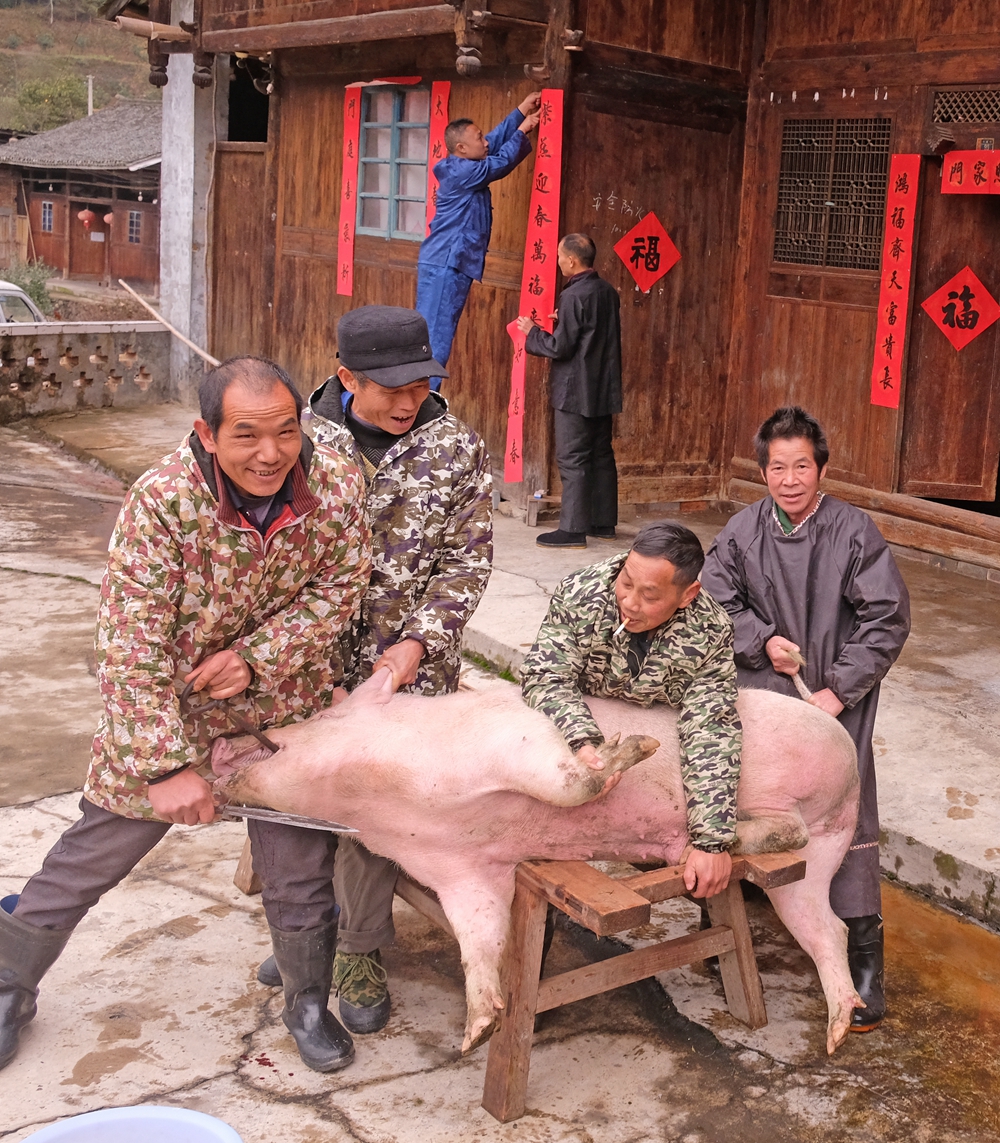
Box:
[933,90,1000,124]
[358,87,429,242]
[128,210,142,244]
[773,118,892,271]
[41,201,53,232]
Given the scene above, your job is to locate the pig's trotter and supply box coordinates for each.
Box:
[594,733,660,775]
[461,1006,502,1054]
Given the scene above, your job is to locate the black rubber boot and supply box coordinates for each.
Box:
[846,913,885,1031]
[270,920,355,1072]
[257,954,281,988]
[0,901,72,1070]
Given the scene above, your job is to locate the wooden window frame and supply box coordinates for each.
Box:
[357,87,429,243]
[772,116,892,274]
[41,200,54,233]
[127,210,142,244]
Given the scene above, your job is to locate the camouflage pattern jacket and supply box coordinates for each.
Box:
[84,433,370,819]
[309,382,492,695]
[520,555,742,852]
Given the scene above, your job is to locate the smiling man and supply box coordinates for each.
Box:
[253,306,493,1034]
[0,356,370,1075]
[701,406,911,1033]
[520,522,742,899]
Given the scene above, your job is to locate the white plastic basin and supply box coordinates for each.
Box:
[26,1106,243,1142]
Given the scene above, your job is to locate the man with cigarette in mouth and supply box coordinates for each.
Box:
[520,521,742,899]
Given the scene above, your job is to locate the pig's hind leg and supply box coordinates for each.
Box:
[764,828,863,1055]
[429,869,517,1054]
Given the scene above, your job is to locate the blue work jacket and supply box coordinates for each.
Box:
[418,108,533,280]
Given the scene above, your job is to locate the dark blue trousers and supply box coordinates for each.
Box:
[416,263,474,391]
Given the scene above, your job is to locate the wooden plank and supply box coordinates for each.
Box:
[619,863,689,902]
[481,877,549,1123]
[705,878,767,1029]
[200,4,455,51]
[518,860,651,936]
[534,926,737,1013]
[394,873,455,938]
[762,49,1000,89]
[233,835,262,895]
[579,39,748,91]
[740,852,807,889]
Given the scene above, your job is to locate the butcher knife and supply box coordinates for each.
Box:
[221,805,359,834]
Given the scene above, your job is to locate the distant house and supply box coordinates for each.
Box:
[0,99,161,289]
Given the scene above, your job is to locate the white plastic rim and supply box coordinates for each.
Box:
[26,1106,244,1142]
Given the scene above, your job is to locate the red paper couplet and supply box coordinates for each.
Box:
[614,213,681,292]
[870,154,921,409]
[504,87,564,484]
[425,81,451,236]
[504,319,527,483]
[941,150,995,194]
[337,84,363,298]
[920,266,1000,351]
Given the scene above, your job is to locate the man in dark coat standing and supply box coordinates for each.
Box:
[517,233,622,549]
[700,406,910,1034]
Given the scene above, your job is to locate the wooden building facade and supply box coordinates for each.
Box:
[190,0,1000,568]
[0,100,161,290]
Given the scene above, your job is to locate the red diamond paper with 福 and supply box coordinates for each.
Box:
[613,213,680,292]
[920,266,1000,351]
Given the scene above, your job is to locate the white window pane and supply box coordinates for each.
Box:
[398,128,428,160]
[397,164,426,197]
[403,89,429,123]
[366,91,394,123]
[363,127,391,158]
[396,199,425,235]
[362,198,389,230]
[362,163,390,193]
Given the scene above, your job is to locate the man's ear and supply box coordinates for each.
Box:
[819,463,829,482]
[194,419,218,454]
[338,365,360,393]
[681,580,702,609]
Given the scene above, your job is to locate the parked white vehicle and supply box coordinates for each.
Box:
[0,281,45,323]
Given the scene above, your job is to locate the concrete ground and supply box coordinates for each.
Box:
[2,404,1000,1140]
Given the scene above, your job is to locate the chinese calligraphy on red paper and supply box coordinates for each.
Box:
[920,266,1000,351]
[613,213,680,292]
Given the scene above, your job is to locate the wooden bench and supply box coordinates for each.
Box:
[397,852,806,1124]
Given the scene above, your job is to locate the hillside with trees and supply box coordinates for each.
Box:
[0,0,157,133]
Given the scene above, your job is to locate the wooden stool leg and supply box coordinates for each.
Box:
[233,835,262,896]
[705,879,767,1029]
[481,876,549,1123]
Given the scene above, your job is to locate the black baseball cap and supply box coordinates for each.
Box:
[337,305,448,388]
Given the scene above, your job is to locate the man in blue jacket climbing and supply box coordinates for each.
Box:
[417,92,541,389]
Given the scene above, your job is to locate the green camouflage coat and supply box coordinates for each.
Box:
[84,433,370,819]
[520,555,742,852]
[309,383,492,696]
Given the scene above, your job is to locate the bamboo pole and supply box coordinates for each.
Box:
[115,15,193,41]
[118,278,221,366]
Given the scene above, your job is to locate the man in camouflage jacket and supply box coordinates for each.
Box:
[255,305,492,1034]
[0,357,371,1075]
[521,522,741,896]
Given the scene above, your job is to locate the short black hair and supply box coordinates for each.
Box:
[754,406,830,470]
[630,522,705,587]
[560,233,596,267]
[199,356,302,435]
[444,118,475,153]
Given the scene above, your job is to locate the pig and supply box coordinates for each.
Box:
[213,669,862,1056]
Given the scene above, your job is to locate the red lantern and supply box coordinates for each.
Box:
[103,212,114,226]
[77,209,96,231]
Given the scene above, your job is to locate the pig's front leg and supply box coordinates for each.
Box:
[430,869,517,1054]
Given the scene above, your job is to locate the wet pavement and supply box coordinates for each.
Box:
[2,406,1000,1139]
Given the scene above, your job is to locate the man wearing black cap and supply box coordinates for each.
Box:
[256,306,493,1034]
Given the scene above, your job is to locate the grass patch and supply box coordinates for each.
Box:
[462,650,518,684]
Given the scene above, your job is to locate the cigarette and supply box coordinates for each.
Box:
[614,620,628,637]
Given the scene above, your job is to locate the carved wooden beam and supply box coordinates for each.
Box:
[523,0,581,87]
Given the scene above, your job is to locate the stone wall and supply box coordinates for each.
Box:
[0,320,171,424]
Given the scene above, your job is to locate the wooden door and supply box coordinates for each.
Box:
[211,144,270,360]
[898,166,1000,500]
[110,204,160,287]
[68,202,108,279]
[28,194,67,272]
